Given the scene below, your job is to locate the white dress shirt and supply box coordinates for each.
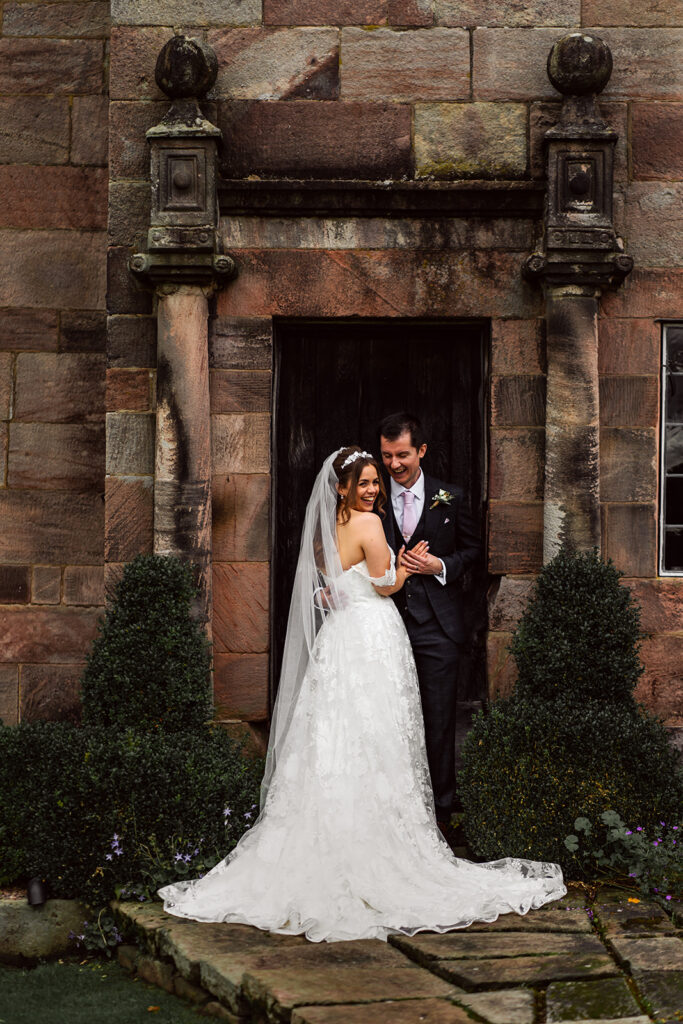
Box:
[390,470,447,585]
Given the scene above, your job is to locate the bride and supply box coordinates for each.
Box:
[159,446,566,941]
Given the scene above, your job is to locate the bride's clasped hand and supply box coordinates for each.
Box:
[159,445,566,942]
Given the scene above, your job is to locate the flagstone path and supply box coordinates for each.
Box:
[114,889,682,1023]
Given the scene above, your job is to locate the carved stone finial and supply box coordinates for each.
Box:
[547,32,612,97]
[129,34,236,290]
[155,35,218,99]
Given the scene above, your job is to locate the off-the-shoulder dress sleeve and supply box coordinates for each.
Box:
[367,549,396,587]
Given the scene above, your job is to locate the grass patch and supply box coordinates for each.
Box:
[0,960,204,1024]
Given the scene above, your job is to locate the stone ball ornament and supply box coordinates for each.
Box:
[155,35,218,99]
[547,32,612,96]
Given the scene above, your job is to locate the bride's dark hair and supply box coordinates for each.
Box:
[333,446,386,524]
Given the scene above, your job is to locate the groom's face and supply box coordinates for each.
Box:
[380,431,426,490]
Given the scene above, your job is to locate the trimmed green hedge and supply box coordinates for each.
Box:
[459,694,682,872]
[0,721,261,903]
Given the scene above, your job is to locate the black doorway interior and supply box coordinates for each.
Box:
[272,319,488,708]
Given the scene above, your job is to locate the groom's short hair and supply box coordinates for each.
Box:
[379,412,426,451]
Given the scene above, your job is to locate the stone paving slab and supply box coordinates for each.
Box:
[157,920,308,982]
[452,987,535,1024]
[633,970,683,1023]
[553,1018,651,1023]
[432,951,620,990]
[198,940,421,1015]
[546,977,644,1021]
[391,931,605,964]
[611,936,683,973]
[460,909,592,933]
[291,999,473,1023]
[241,966,461,1022]
[594,901,676,937]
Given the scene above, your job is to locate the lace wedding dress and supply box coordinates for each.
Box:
[159,551,566,941]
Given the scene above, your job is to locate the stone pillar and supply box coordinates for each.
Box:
[130,36,236,628]
[155,287,213,622]
[524,32,633,560]
[544,285,600,560]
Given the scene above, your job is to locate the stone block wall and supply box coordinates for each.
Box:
[106,0,682,732]
[0,2,109,726]
[1,0,679,731]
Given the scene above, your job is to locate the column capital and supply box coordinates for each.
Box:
[130,35,237,291]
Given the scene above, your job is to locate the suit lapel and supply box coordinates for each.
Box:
[382,490,400,553]
[420,474,442,544]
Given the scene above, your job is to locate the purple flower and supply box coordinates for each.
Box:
[105,853,113,861]
[182,854,191,863]
[174,853,183,861]
[223,808,232,818]
[666,895,672,901]
[636,827,643,832]
[244,812,252,820]
[625,830,633,835]
[193,848,199,857]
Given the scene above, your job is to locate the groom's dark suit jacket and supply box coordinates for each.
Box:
[381,473,481,643]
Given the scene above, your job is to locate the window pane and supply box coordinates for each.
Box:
[664,528,683,572]
[667,374,683,423]
[665,425,683,473]
[667,327,683,371]
[665,475,683,525]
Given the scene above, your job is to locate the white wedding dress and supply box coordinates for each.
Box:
[159,553,566,941]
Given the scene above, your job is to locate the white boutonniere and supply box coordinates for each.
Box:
[430,489,454,509]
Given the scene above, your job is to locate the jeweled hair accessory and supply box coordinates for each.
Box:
[341,450,373,470]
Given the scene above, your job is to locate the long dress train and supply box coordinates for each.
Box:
[159,556,566,942]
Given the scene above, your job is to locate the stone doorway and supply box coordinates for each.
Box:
[272,318,489,711]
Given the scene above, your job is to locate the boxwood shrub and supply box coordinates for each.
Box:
[460,547,683,877]
[0,555,262,903]
[81,555,212,733]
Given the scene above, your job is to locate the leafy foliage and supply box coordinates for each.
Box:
[0,555,263,906]
[565,810,682,902]
[510,548,643,705]
[0,721,262,903]
[460,547,683,879]
[81,555,212,733]
[460,694,682,873]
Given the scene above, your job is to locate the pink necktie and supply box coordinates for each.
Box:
[401,489,417,540]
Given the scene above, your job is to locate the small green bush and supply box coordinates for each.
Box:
[510,548,643,705]
[81,555,211,733]
[460,547,683,879]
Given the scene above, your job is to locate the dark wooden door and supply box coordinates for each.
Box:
[272,319,488,706]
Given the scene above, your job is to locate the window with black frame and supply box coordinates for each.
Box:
[660,323,683,574]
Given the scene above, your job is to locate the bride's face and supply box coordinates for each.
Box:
[339,464,380,513]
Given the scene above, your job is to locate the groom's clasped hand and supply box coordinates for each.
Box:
[400,539,438,575]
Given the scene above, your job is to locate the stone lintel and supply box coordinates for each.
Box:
[218,178,545,218]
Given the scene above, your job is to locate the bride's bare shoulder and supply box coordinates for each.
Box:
[354,512,385,537]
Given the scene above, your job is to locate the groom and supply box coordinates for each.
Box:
[378,412,482,831]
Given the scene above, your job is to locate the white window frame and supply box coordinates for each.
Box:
[659,322,683,576]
